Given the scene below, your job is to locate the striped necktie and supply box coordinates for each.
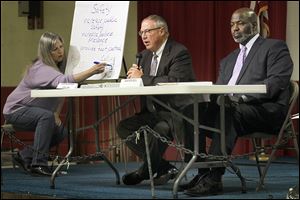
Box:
[147,53,159,112]
[149,53,158,76]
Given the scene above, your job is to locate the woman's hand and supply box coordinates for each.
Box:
[92,63,106,74]
[73,63,106,82]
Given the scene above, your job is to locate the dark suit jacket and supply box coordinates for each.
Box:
[217,36,293,113]
[184,37,293,158]
[199,36,295,156]
[139,38,196,111]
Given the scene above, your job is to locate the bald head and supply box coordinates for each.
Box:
[233,8,257,24]
[231,7,258,45]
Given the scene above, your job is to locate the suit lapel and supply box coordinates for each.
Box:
[156,39,171,75]
[236,37,264,84]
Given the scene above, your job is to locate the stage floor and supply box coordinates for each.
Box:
[1,156,298,199]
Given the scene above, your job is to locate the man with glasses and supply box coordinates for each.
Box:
[117,15,197,185]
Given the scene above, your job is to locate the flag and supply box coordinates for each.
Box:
[250,1,270,38]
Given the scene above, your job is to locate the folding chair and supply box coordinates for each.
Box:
[1,122,60,170]
[242,80,299,191]
[1,123,19,169]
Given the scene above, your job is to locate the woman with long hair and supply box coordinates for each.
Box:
[3,32,106,176]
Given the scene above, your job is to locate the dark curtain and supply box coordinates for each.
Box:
[137,1,287,82]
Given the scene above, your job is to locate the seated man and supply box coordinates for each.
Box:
[182,7,293,196]
[116,15,197,185]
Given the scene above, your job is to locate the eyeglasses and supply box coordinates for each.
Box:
[138,27,162,37]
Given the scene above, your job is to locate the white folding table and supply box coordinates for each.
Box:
[31,84,266,197]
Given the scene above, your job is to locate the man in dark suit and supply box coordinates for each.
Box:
[117,15,196,185]
[182,8,293,196]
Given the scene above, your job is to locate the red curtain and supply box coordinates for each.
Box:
[137,1,287,82]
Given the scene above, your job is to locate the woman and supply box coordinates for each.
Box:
[3,32,106,176]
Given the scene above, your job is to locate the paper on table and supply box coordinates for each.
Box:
[156,81,213,86]
[56,83,78,89]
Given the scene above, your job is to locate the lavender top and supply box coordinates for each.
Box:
[3,60,75,115]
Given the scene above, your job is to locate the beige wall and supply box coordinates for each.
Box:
[1,1,298,86]
[1,1,73,86]
[287,1,299,81]
[1,1,137,86]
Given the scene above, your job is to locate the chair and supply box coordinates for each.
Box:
[1,123,18,168]
[1,122,60,170]
[242,80,299,191]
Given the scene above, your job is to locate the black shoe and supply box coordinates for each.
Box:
[122,170,148,185]
[287,184,299,199]
[30,166,53,176]
[153,164,179,185]
[178,172,209,191]
[12,153,31,173]
[184,174,223,197]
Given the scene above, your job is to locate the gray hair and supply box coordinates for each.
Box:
[37,32,66,70]
[23,32,66,77]
[143,15,169,34]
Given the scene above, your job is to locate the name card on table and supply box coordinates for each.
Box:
[56,83,78,89]
[120,78,144,88]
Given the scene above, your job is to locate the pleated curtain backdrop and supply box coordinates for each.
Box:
[137,1,287,81]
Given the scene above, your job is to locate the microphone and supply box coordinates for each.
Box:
[136,53,142,69]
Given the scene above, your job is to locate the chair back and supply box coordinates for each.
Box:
[279,80,299,135]
[288,80,299,116]
[243,80,299,191]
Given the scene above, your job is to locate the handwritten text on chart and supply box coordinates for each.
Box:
[66,1,129,79]
[82,31,113,44]
[83,17,118,24]
[80,46,121,52]
[90,4,111,15]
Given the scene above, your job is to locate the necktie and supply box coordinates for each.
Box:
[147,53,158,112]
[149,53,158,76]
[228,46,247,85]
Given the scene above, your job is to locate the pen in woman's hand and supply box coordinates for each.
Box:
[93,61,112,67]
